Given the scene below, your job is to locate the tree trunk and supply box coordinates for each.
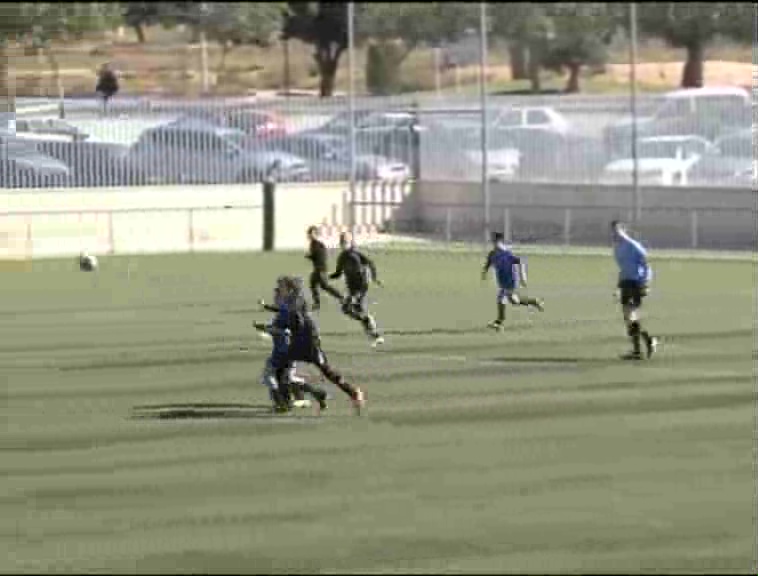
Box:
[509,42,528,80]
[133,24,146,44]
[43,46,65,118]
[681,42,704,88]
[0,42,13,113]
[527,42,541,93]
[565,63,581,93]
[316,44,343,98]
[218,43,231,83]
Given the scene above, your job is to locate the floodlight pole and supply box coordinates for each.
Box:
[348,2,357,237]
[629,2,640,222]
[479,2,490,244]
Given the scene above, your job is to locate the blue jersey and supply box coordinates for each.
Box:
[484,245,522,290]
[269,304,291,358]
[614,233,651,284]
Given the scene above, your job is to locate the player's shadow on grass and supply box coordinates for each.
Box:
[130,403,316,421]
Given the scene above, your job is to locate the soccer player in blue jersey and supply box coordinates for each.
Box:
[612,221,658,360]
[482,232,544,331]
[256,277,328,412]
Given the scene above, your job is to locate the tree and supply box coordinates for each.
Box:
[121,2,162,43]
[541,3,616,93]
[282,2,353,98]
[637,2,752,88]
[0,3,29,111]
[19,4,121,103]
[489,3,553,92]
[357,2,477,95]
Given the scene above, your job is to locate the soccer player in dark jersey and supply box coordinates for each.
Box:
[305,226,343,311]
[329,232,384,347]
[283,275,366,414]
[611,220,658,360]
[482,232,544,331]
[256,277,328,412]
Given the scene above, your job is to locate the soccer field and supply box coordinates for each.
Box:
[3,248,755,574]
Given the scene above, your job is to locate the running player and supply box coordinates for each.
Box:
[611,220,658,360]
[329,232,384,347]
[482,232,544,331]
[305,225,343,311]
[283,275,366,414]
[256,278,328,412]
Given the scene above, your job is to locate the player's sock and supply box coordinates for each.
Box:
[628,321,642,355]
[362,314,379,338]
[497,303,505,323]
[520,297,544,310]
[320,363,357,399]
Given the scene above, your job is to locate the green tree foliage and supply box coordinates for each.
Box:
[489,3,553,92]
[283,2,353,98]
[358,2,477,95]
[121,2,162,44]
[541,3,617,93]
[637,2,753,88]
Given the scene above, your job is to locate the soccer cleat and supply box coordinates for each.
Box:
[620,351,643,361]
[352,387,366,414]
[293,399,312,409]
[371,336,385,348]
[533,299,545,312]
[487,320,504,332]
[645,336,659,359]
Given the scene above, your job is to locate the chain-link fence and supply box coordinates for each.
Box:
[1,3,753,193]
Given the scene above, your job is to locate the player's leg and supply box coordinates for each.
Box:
[286,363,328,410]
[317,272,343,302]
[620,282,656,360]
[310,346,365,410]
[489,288,508,330]
[355,288,382,344]
[261,357,288,411]
[309,271,323,311]
[509,291,544,311]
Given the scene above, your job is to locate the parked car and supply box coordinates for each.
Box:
[485,128,607,183]
[261,133,411,182]
[178,109,287,138]
[604,87,751,155]
[491,106,571,134]
[688,129,753,187]
[13,118,95,143]
[308,110,421,167]
[0,135,71,188]
[36,140,135,187]
[0,112,15,133]
[600,135,715,187]
[124,121,309,184]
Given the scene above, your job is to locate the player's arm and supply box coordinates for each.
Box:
[329,252,345,280]
[481,250,494,280]
[357,251,381,285]
[258,299,279,313]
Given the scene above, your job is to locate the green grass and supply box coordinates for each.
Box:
[2,248,755,574]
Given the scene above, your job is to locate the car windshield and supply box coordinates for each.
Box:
[718,135,752,158]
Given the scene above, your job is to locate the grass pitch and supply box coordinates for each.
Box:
[2,247,755,574]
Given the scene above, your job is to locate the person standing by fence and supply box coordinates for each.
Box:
[95,63,119,117]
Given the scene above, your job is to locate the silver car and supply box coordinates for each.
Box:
[125,121,310,184]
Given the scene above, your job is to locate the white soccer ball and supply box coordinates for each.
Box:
[79,252,98,272]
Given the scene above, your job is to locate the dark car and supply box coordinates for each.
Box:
[689,129,754,187]
[36,140,135,187]
[178,109,287,138]
[259,133,411,182]
[124,121,309,185]
[0,135,71,188]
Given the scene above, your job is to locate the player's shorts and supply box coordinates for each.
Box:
[618,280,647,309]
[496,286,520,305]
[288,342,328,368]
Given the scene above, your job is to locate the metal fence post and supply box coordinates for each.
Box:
[108,211,115,255]
[503,207,511,243]
[445,207,452,244]
[478,2,490,246]
[188,208,195,252]
[690,210,699,249]
[563,208,572,246]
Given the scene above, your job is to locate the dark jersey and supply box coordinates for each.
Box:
[330,248,377,288]
[306,239,329,272]
[286,293,321,349]
[484,246,521,290]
